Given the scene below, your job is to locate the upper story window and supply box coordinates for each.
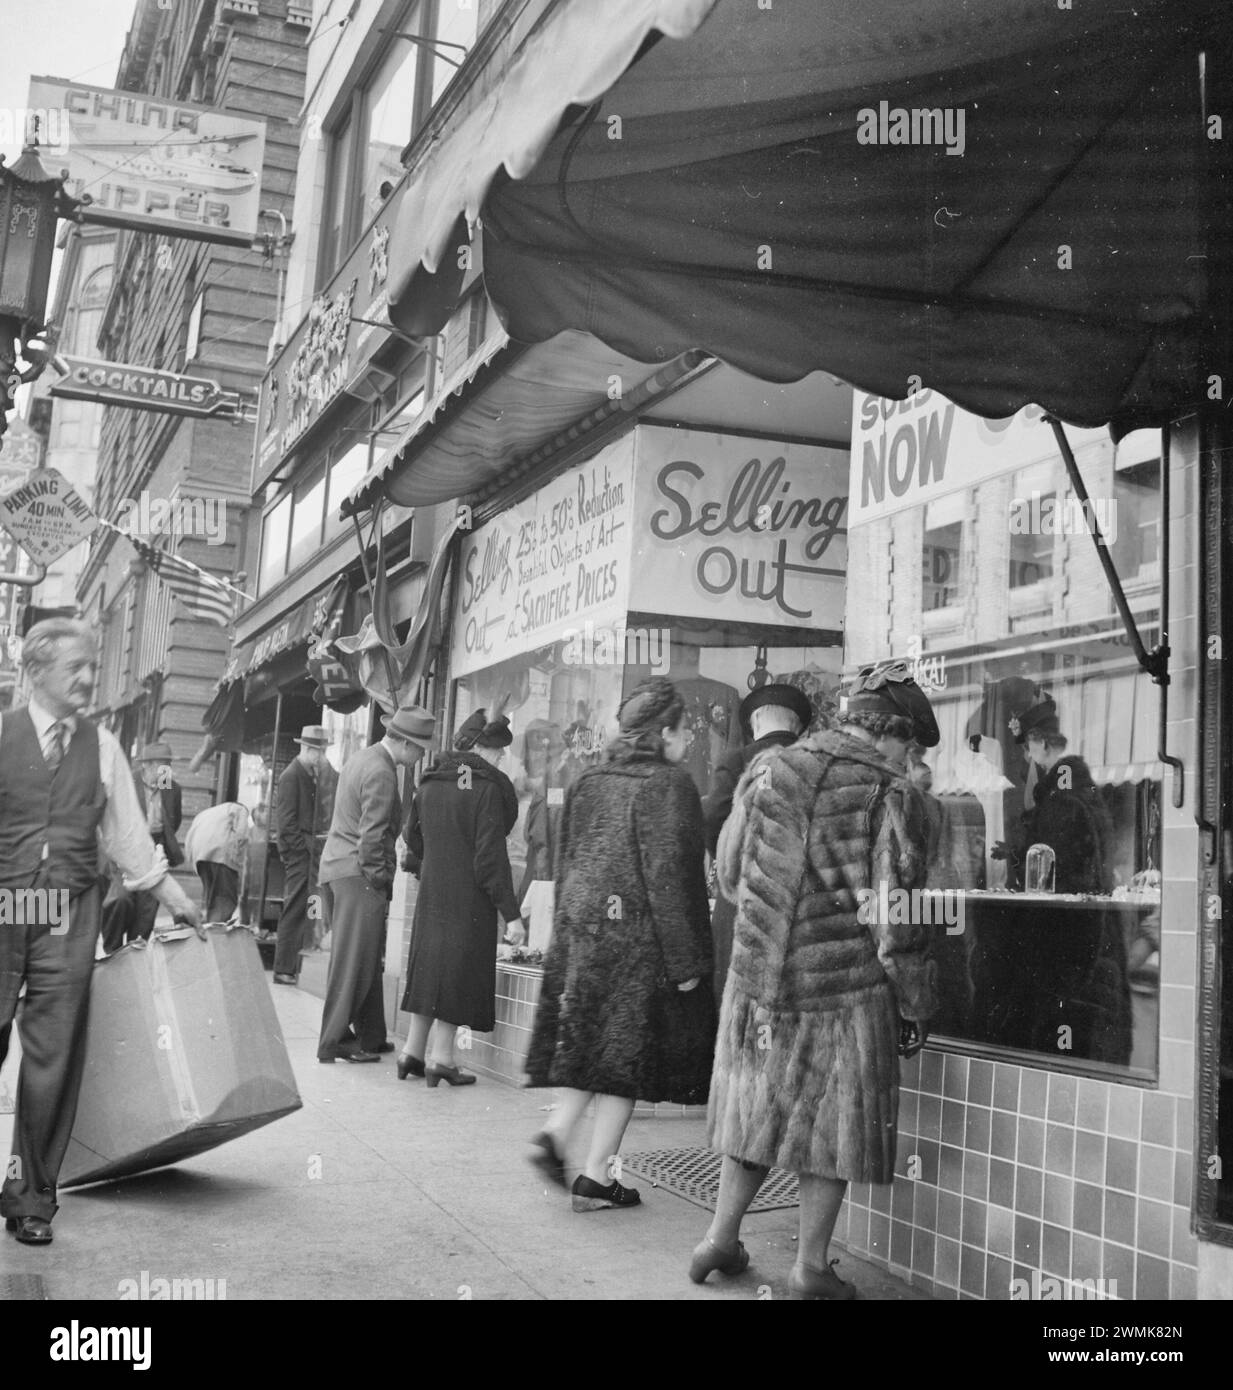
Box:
[318,2,437,286]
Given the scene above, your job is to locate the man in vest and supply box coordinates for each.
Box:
[273,725,337,985]
[0,619,202,1245]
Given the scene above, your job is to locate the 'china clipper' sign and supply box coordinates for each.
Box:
[28,76,267,247]
[51,357,249,420]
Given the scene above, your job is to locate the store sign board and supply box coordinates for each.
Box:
[254,188,401,488]
[28,77,266,247]
[629,426,848,632]
[0,466,97,564]
[848,392,1108,527]
[50,356,240,418]
[450,436,636,678]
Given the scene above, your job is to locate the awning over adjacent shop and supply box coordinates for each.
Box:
[345,329,711,511]
[387,0,1226,437]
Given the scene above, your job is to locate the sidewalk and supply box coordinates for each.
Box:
[1,973,930,1301]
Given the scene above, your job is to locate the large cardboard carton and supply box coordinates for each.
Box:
[61,923,302,1187]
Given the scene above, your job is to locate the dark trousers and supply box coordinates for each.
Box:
[317,876,387,1058]
[273,846,317,977]
[132,832,176,941]
[0,881,101,1222]
[198,862,240,924]
[99,880,137,955]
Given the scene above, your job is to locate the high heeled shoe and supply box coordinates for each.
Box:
[528,1131,569,1190]
[396,1053,426,1081]
[425,1061,476,1088]
[688,1235,750,1284]
[786,1259,856,1301]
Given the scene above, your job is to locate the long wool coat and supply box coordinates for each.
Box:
[401,754,521,1031]
[708,728,936,1184]
[524,746,717,1104]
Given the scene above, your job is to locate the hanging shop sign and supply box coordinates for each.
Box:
[0,466,97,565]
[28,77,267,247]
[50,356,251,420]
[629,425,848,631]
[0,419,43,474]
[848,391,1108,527]
[450,435,636,678]
[254,184,403,489]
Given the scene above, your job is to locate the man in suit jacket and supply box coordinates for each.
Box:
[0,620,201,1245]
[317,703,435,1063]
[272,725,338,984]
[130,741,185,944]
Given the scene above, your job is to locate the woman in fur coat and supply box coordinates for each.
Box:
[525,677,717,1212]
[397,709,525,1087]
[689,660,938,1299]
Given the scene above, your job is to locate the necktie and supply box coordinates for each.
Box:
[44,721,66,769]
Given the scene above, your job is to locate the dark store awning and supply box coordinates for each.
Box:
[387,0,1227,438]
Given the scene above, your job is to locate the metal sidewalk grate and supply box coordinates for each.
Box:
[621,1146,800,1212]
[0,1275,49,1300]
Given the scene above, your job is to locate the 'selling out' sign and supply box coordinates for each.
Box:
[847,391,1106,527]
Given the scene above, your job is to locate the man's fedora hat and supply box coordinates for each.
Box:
[739,682,814,735]
[135,740,174,762]
[382,703,436,749]
[294,725,331,748]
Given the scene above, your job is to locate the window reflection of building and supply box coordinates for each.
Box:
[848,414,1163,1077]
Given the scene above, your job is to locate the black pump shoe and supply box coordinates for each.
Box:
[425,1061,476,1088]
[396,1053,426,1080]
[571,1175,641,1212]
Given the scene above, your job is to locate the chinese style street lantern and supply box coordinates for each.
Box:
[0,137,80,449]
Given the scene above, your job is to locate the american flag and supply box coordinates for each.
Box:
[129,535,238,628]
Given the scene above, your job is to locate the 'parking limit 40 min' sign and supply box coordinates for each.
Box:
[0,467,98,566]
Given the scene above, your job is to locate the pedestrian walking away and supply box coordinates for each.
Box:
[0,619,202,1246]
[525,677,717,1212]
[316,704,434,1063]
[273,724,338,984]
[692,658,937,1299]
[398,705,525,1088]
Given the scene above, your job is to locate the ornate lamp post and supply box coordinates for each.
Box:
[0,134,81,451]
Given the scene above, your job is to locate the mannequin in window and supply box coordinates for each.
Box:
[660,644,742,796]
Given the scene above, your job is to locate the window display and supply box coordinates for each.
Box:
[849,394,1163,1077]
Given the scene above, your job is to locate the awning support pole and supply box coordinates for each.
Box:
[1043,413,1183,807]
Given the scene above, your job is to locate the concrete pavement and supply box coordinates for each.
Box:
[1,973,928,1301]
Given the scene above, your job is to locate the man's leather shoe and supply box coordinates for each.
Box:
[272,973,298,985]
[343,1049,381,1063]
[6,1216,52,1245]
[374,1041,395,1054]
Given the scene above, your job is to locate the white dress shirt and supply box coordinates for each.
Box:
[11,698,170,891]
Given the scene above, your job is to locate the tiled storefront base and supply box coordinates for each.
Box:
[835,1049,1198,1300]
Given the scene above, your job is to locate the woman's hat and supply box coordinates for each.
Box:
[739,682,813,734]
[294,724,330,748]
[455,709,513,750]
[1010,697,1060,744]
[617,677,681,734]
[136,740,174,762]
[845,660,940,748]
[382,703,436,750]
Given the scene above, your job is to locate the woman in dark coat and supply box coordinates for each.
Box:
[397,710,524,1087]
[689,661,937,1299]
[525,678,717,1212]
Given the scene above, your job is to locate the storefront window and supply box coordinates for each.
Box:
[287,466,327,571]
[849,393,1163,1078]
[431,0,481,105]
[326,442,369,539]
[322,701,372,773]
[258,494,292,595]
